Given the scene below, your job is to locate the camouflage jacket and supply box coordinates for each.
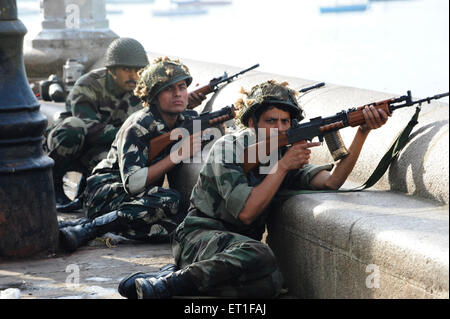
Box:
[91,105,188,194]
[184,128,334,240]
[65,67,142,147]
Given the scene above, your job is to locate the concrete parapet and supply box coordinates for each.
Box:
[266,190,449,298]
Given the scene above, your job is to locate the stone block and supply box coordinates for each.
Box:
[267,190,449,299]
[24,0,118,78]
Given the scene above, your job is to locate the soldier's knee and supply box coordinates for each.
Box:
[47,117,87,152]
[63,116,86,127]
[61,117,88,138]
[144,187,181,208]
[256,242,278,268]
[239,241,278,271]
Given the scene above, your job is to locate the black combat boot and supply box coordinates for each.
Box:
[56,197,83,212]
[118,263,178,299]
[58,217,90,229]
[54,180,72,207]
[135,267,198,299]
[59,211,126,253]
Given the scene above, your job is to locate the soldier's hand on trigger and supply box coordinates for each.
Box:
[187,91,206,108]
[279,141,321,171]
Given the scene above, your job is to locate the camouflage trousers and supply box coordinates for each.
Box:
[44,114,109,179]
[172,211,284,298]
[84,172,185,243]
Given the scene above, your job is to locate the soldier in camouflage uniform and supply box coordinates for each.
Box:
[44,37,149,208]
[123,80,389,299]
[46,38,205,210]
[58,57,202,253]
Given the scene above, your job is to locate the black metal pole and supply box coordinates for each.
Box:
[0,0,58,258]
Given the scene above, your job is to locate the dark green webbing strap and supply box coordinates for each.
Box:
[276,106,422,199]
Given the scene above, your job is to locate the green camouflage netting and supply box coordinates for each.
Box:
[134,56,192,106]
[235,80,305,127]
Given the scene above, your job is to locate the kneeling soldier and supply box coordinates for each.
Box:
[44,38,149,208]
[59,57,202,252]
[120,80,390,299]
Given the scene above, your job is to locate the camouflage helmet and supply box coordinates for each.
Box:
[104,37,149,68]
[134,56,192,106]
[236,80,305,127]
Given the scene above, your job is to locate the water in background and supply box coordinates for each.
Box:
[19,0,449,101]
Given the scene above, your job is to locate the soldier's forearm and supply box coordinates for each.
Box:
[145,155,178,186]
[238,163,288,225]
[324,127,369,190]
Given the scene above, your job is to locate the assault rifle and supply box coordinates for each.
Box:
[242,90,449,173]
[147,105,236,164]
[187,64,260,109]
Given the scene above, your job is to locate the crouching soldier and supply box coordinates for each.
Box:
[58,57,202,253]
[44,37,150,209]
[119,80,390,299]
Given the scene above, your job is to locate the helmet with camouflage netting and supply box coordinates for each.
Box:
[235,80,305,127]
[104,37,149,69]
[134,56,192,106]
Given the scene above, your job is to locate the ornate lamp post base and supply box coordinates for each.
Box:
[0,0,59,258]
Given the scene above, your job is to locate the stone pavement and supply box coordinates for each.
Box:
[0,231,174,299]
[0,170,175,299]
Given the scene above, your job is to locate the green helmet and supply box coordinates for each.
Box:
[134,56,192,106]
[236,80,305,127]
[104,37,149,69]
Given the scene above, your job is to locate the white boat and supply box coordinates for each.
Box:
[152,0,207,16]
[106,0,155,3]
[319,0,369,13]
[171,0,232,6]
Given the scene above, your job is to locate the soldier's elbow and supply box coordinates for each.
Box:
[238,212,254,226]
[324,179,341,190]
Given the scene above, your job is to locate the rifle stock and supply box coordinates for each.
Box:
[148,132,176,164]
[194,85,214,96]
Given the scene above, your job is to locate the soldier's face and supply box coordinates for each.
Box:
[250,107,291,136]
[110,66,140,92]
[157,80,188,115]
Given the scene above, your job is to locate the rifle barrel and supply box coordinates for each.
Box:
[298,82,325,93]
[412,92,448,106]
[225,64,260,82]
[238,63,260,74]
